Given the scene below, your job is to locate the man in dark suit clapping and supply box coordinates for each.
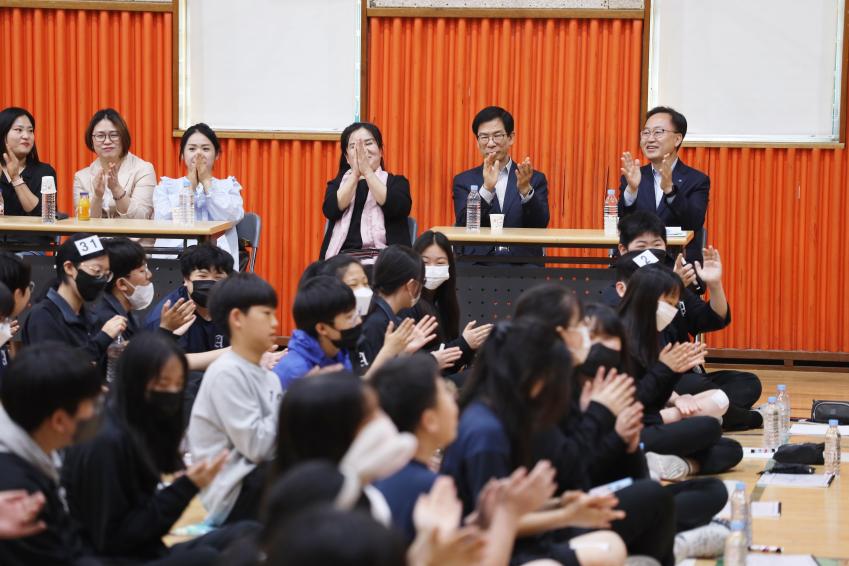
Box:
[452,106,550,259]
[619,106,709,265]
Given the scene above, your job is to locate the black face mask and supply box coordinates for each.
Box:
[190,280,217,308]
[72,407,104,444]
[147,391,182,420]
[75,269,110,302]
[331,323,362,351]
[578,343,622,377]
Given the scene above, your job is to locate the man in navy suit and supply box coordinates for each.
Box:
[452,106,550,258]
[619,106,709,265]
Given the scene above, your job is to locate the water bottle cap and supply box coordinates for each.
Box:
[607,189,615,195]
[829,419,839,426]
[736,481,746,490]
[768,396,776,403]
[729,520,745,532]
[777,384,786,391]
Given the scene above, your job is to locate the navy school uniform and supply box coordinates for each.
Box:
[357,296,399,366]
[92,293,141,340]
[145,286,229,354]
[21,288,112,365]
[374,460,438,545]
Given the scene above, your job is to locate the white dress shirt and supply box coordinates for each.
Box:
[479,158,534,209]
[622,158,678,209]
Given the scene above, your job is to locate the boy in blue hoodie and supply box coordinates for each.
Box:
[273,276,361,389]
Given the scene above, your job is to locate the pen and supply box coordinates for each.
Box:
[749,545,782,553]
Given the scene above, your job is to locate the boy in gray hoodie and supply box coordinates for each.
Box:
[187,272,282,525]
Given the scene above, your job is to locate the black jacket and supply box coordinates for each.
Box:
[61,412,198,561]
[320,173,412,260]
[0,161,58,247]
[0,452,101,566]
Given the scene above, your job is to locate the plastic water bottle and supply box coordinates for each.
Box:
[724,520,748,566]
[729,482,751,546]
[0,189,5,215]
[175,181,195,225]
[466,185,481,232]
[764,396,781,449]
[776,384,791,443]
[825,419,841,477]
[105,334,127,384]
[41,177,57,224]
[604,189,618,236]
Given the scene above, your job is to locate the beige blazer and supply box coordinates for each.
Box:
[73,152,156,220]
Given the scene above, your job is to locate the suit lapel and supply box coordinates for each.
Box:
[638,164,656,212]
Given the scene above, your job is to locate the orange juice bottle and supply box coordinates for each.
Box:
[77,192,91,221]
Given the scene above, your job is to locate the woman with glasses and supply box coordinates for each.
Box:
[319,121,412,262]
[22,233,128,367]
[73,108,157,220]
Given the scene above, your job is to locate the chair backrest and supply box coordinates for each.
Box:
[407,217,418,245]
[236,213,261,271]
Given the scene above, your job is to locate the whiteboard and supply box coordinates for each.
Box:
[178,0,362,133]
[648,0,846,143]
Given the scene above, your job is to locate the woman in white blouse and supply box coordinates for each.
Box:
[73,108,156,219]
[153,123,245,269]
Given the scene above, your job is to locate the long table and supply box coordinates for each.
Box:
[430,226,694,323]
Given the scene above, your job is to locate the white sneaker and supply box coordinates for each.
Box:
[625,556,661,566]
[646,452,690,481]
[673,521,730,563]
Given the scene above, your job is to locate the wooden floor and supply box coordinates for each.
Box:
[170,367,849,562]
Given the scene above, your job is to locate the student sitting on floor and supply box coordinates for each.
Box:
[95,237,196,341]
[618,264,743,479]
[188,273,282,526]
[0,251,32,382]
[604,211,762,430]
[61,331,253,563]
[21,233,127,366]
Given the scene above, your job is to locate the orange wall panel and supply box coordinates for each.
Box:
[2,7,848,351]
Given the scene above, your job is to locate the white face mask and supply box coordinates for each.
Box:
[124,281,155,311]
[656,300,679,331]
[573,325,591,364]
[340,414,418,485]
[424,265,450,290]
[0,320,12,348]
[353,287,374,317]
[409,282,421,308]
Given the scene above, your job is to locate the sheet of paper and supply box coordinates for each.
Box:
[789,422,849,436]
[756,473,834,488]
[746,554,817,566]
[716,500,781,520]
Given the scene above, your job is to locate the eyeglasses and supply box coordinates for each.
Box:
[640,128,679,140]
[92,132,121,143]
[477,132,508,144]
[347,139,376,150]
[79,264,113,282]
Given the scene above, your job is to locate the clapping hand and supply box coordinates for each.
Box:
[405,315,438,353]
[515,157,533,196]
[0,490,46,539]
[620,151,641,192]
[431,346,463,370]
[658,342,707,374]
[658,153,675,193]
[694,246,723,285]
[355,140,373,178]
[461,321,493,350]
[92,169,106,198]
[615,402,644,453]
[674,253,697,287]
[482,152,500,191]
[105,161,121,194]
[559,491,625,529]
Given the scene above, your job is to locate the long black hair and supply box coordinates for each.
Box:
[274,372,370,477]
[413,230,460,342]
[0,107,40,165]
[336,122,384,177]
[371,245,424,298]
[461,318,573,468]
[617,264,683,369]
[112,331,189,475]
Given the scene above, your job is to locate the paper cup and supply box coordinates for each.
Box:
[489,213,505,232]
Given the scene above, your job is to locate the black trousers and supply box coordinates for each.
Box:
[224,462,270,525]
[675,370,763,430]
[641,416,743,474]
[665,478,728,533]
[610,480,676,566]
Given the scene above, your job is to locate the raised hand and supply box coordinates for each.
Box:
[186,450,229,489]
[674,253,697,287]
[105,161,121,194]
[589,369,636,417]
[406,315,438,353]
[187,157,199,189]
[92,169,106,198]
[382,319,415,357]
[356,140,373,177]
[461,321,493,350]
[694,246,723,285]
[658,342,706,373]
[515,157,534,196]
[659,153,675,193]
[159,298,197,333]
[413,476,463,540]
[196,154,213,187]
[620,151,641,192]
[482,152,500,191]
[1,152,23,182]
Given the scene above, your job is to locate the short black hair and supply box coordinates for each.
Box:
[85,108,131,157]
[472,106,515,136]
[55,233,108,284]
[615,249,669,283]
[618,211,667,248]
[371,354,440,434]
[0,107,40,165]
[646,106,687,148]
[371,245,424,296]
[0,251,31,293]
[179,244,234,278]
[2,342,102,433]
[104,237,146,292]
[209,273,278,338]
[0,282,13,319]
[293,276,355,337]
[180,123,221,157]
